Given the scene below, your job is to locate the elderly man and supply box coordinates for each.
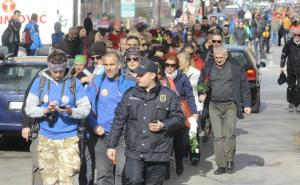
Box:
[199,46,251,174]
[280,28,300,112]
[57,27,83,58]
[107,58,184,184]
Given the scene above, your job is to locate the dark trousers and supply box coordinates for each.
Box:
[263,38,270,53]
[278,31,283,46]
[123,157,168,185]
[94,134,126,185]
[6,42,19,56]
[79,133,95,185]
[287,73,300,106]
[173,128,186,163]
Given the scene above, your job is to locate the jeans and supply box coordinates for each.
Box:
[94,134,126,185]
[209,101,237,167]
[271,31,278,45]
[252,39,259,59]
[122,157,168,185]
[283,29,290,44]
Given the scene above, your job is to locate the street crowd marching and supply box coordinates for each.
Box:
[1,4,300,185]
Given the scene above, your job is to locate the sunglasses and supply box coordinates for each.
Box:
[141,43,148,47]
[294,34,300,37]
[212,40,222,43]
[91,55,102,60]
[165,63,177,68]
[126,56,140,62]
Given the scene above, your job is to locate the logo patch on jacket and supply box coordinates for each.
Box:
[61,95,69,104]
[160,94,167,102]
[101,89,109,96]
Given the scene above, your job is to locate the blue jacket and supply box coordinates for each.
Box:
[86,72,135,130]
[173,70,198,114]
[25,21,42,49]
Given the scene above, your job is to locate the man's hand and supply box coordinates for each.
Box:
[59,106,72,115]
[107,148,116,165]
[148,121,164,132]
[199,94,206,103]
[80,75,93,84]
[93,125,105,136]
[21,127,31,142]
[244,107,251,114]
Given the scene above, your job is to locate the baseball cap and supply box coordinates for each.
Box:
[133,58,158,75]
[88,42,107,56]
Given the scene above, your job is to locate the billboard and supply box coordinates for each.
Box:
[0,0,74,45]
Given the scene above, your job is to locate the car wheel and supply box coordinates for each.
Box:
[251,91,260,113]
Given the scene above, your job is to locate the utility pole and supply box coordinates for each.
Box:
[158,0,161,26]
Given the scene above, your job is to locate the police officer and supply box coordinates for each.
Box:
[107,58,184,184]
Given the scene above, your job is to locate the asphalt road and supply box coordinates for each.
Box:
[1,46,300,185]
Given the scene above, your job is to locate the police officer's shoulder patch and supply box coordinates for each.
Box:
[160,94,167,102]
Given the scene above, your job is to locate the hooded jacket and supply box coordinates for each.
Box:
[280,38,300,74]
[25,68,91,139]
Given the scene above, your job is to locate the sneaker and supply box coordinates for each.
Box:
[289,103,295,112]
[296,106,300,112]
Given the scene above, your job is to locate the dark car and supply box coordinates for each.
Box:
[0,56,47,135]
[224,45,263,113]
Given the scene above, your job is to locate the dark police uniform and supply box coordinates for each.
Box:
[108,84,184,185]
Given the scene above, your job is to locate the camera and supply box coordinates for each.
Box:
[45,111,58,127]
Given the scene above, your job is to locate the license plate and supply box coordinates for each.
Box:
[8,101,23,111]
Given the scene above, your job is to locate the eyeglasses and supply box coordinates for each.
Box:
[91,55,102,60]
[126,56,140,62]
[294,34,300,37]
[165,63,177,68]
[212,40,222,43]
[141,43,148,47]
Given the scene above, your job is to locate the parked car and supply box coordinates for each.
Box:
[224,45,264,113]
[0,56,47,135]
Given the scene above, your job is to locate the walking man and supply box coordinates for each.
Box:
[198,46,251,174]
[86,52,135,185]
[280,27,300,112]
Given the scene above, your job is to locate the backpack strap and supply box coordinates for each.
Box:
[38,76,47,105]
[69,77,76,107]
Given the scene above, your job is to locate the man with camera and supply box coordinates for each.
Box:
[107,58,184,184]
[24,49,91,185]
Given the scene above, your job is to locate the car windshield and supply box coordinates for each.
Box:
[229,51,249,69]
[0,65,45,92]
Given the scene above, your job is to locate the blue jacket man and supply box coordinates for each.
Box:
[24,13,42,56]
[86,52,135,185]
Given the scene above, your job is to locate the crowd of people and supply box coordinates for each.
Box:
[0,5,298,185]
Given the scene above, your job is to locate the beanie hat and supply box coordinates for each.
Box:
[74,55,87,65]
[88,42,107,56]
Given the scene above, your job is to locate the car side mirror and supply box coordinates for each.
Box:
[259,61,266,68]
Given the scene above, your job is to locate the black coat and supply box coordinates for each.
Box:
[198,58,251,119]
[108,84,184,162]
[57,35,83,58]
[280,38,300,74]
[84,17,93,35]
